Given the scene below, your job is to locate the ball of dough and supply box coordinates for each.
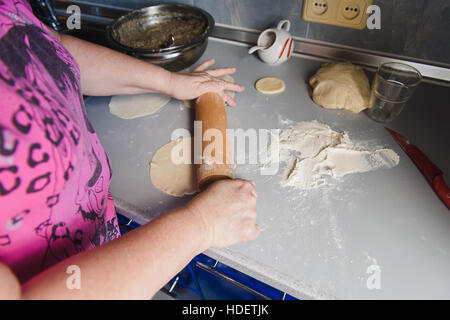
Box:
[255,77,286,94]
[150,138,198,197]
[309,62,370,113]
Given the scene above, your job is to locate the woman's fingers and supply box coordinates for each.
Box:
[201,77,244,94]
[223,81,245,93]
[191,62,246,106]
[205,67,236,77]
[200,78,244,107]
[194,58,215,72]
[246,224,261,241]
[222,93,236,107]
[240,218,260,241]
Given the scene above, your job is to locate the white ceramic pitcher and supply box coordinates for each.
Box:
[248,20,294,65]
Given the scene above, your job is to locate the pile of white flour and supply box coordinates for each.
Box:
[273,121,400,189]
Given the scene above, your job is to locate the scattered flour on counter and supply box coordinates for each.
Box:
[272,121,400,190]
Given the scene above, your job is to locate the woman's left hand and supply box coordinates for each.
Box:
[166,59,245,106]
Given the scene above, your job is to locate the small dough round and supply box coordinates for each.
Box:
[150,138,198,197]
[255,77,286,94]
[109,93,170,119]
[182,75,235,108]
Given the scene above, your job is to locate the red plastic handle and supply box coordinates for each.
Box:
[433,175,450,209]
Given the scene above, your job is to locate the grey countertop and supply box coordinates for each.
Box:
[85,38,450,299]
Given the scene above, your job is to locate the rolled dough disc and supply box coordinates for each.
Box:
[109,93,170,119]
[183,75,235,108]
[255,77,285,94]
[150,138,198,197]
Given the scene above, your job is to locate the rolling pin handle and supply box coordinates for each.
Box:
[195,92,234,191]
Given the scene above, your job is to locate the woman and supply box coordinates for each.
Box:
[0,0,259,299]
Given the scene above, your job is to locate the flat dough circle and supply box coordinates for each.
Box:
[183,75,235,108]
[109,93,170,119]
[255,77,286,94]
[150,138,198,197]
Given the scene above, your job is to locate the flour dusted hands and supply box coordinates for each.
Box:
[186,179,260,248]
[166,59,245,107]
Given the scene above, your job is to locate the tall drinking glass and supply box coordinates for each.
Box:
[367,62,422,123]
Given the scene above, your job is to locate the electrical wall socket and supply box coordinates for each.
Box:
[302,0,373,30]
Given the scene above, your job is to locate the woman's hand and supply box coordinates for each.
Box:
[186,179,260,249]
[166,59,245,106]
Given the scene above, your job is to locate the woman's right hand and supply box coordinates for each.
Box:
[166,59,245,107]
[186,179,260,249]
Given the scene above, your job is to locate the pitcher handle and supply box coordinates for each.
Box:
[277,19,291,31]
[248,45,264,54]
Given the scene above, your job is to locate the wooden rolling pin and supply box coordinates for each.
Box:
[195,92,234,190]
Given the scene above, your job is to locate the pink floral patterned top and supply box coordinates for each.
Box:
[0,0,120,282]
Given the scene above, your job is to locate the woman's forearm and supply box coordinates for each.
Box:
[21,207,208,299]
[59,33,173,96]
[56,32,245,105]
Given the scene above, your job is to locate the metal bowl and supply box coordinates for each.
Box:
[106,4,214,71]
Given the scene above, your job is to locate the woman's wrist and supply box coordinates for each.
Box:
[155,68,174,96]
[163,71,178,98]
[129,62,174,96]
[167,206,211,255]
